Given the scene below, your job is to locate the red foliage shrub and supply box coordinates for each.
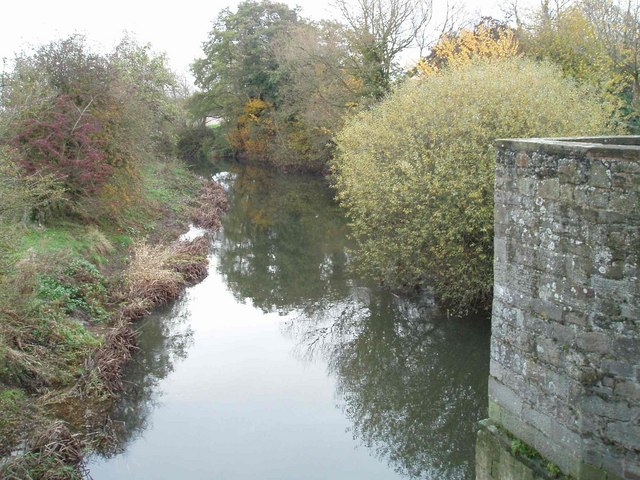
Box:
[11,95,113,199]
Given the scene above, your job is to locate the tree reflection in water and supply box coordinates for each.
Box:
[216,165,491,479]
[95,297,194,458]
[215,165,352,314]
[284,289,490,480]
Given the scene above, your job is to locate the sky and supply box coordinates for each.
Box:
[0,0,538,84]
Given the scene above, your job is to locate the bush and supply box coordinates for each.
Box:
[37,258,110,322]
[176,124,216,164]
[0,35,185,222]
[332,58,615,313]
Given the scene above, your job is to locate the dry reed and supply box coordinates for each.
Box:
[192,179,228,230]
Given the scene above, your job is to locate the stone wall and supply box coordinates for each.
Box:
[488,137,639,479]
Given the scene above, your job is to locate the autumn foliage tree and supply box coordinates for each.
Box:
[335,0,433,98]
[517,0,640,130]
[191,0,436,168]
[415,18,520,76]
[269,21,364,170]
[11,95,111,200]
[192,0,300,161]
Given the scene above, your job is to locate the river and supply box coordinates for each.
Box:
[87,164,491,479]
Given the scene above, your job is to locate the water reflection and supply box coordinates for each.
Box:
[95,298,194,457]
[217,165,491,479]
[216,166,351,314]
[284,290,489,479]
[93,165,490,479]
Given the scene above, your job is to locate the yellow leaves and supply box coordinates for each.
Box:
[416,24,520,77]
[243,98,271,119]
[344,74,365,93]
[524,7,611,85]
[228,97,276,159]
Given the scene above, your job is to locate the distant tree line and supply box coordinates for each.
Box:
[191,0,434,171]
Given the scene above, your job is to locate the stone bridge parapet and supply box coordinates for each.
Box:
[481,137,639,479]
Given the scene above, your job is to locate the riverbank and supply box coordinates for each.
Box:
[0,157,227,479]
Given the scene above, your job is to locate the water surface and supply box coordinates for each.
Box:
[88,165,490,479]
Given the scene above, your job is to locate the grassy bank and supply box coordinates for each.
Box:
[0,156,227,479]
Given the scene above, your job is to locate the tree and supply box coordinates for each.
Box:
[516,0,640,130]
[332,58,615,313]
[2,37,118,209]
[192,0,300,157]
[415,17,520,76]
[269,21,364,169]
[0,35,183,221]
[334,0,433,98]
[580,0,640,128]
[520,5,611,84]
[110,36,185,154]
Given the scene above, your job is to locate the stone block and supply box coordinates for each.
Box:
[597,210,628,225]
[535,337,565,367]
[609,191,639,214]
[589,188,612,210]
[581,396,636,422]
[539,178,560,200]
[606,421,640,450]
[565,311,588,327]
[623,454,640,480]
[517,152,530,168]
[575,184,597,208]
[576,331,613,355]
[559,157,588,185]
[560,236,593,259]
[592,276,629,306]
[489,377,523,417]
[613,336,640,359]
[589,161,612,189]
[578,462,617,480]
[610,158,640,174]
[613,380,640,402]
[518,176,537,195]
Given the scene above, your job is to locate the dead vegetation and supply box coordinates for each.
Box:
[77,318,136,400]
[167,236,211,284]
[117,236,210,319]
[1,421,88,480]
[118,241,185,319]
[192,179,228,230]
[75,180,226,406]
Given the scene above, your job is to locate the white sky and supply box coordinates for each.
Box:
[0,0,538,84]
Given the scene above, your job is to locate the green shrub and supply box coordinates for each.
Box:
[176,124,216,165]
[511,439,541,459]
[37,258,109,322]
[332,57,615,313]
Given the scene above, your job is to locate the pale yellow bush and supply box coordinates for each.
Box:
[332,57,616,312]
